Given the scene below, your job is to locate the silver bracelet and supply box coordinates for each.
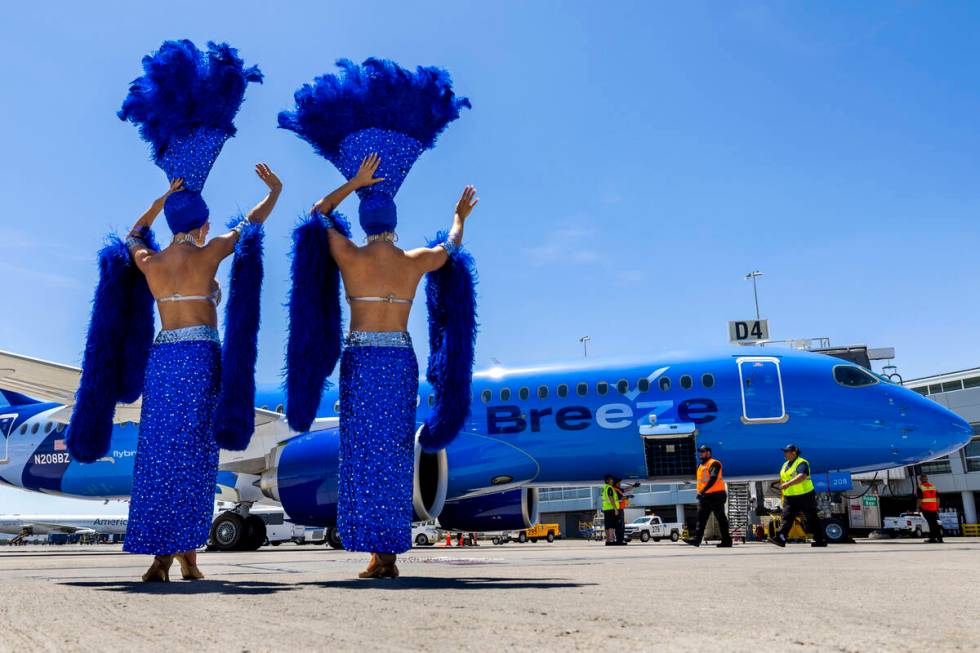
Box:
[232,217,252,236]
[440,240,461,255]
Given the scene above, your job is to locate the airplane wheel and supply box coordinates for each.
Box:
[822,518,848,544]
[640,532,650,543]
[242,516,267,551]
[209,512,245,552]
[326,527,345,550]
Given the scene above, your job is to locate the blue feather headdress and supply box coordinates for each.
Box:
[279,59,476,451]
[69,40,264,462]
[278,58,470,235]
[118,40,263,234]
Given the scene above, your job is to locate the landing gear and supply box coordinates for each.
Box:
[325,526,345,550]
[822,517,848,544]
[208,504,265,552]
[209,512,245,551]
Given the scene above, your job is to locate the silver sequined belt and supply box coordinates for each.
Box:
[345,331,413,348]
[155,325,221,344]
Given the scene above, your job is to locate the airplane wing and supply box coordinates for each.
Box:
[0,350,281,429]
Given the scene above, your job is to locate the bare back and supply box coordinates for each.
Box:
[140,243,224,330]
[339,241,431,332]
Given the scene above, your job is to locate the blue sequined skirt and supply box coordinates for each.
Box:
[124,326,221,555]
[338,331,419,554]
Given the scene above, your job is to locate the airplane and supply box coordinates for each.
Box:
[0,346,971,549]
[0,514,128,544]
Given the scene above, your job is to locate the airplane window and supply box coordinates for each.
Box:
[557,384,568,398]
[500,388,511,401]
[637,378,650,392]
[44,422,53,433]
[31,423,39,434]
[659,377,671,392]
[537,385,548,399]
[519,387,530,401]
[576,382,588,396]
[275,404,284,414]
[56,423,65,433]
[680,375,693,390]
[597,381,608,396]
[481,390,491,404]
[616,379,629,394]
[702,373,715,389]
[833,365,879,388]
[334,400,341,413]
[19,424,27,435]
[428,394,436,407]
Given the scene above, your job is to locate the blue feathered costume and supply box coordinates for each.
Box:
[279,59,476,554]
[68,40,264,556]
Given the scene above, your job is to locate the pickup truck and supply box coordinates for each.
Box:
[883,512,955,537]
[624,515,684,542]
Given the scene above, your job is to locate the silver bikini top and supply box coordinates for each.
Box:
[157,284,222,307]
[346,293,413,305]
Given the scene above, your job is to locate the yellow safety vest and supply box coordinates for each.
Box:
[780,456,814,497]
[601,484,617,511]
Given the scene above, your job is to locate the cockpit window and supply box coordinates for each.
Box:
[833,365,879,388]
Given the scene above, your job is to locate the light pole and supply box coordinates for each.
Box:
[744,271,763,320]
[579,336,591,358]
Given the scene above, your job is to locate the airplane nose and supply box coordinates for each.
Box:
[918,399,973,460]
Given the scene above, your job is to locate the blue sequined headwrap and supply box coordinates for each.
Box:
[280,59,477,453]
[278,58,470,235]
[118,40,263,233]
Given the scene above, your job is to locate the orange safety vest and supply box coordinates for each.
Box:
[697,458,726,494]
[919,482,938,512]
[615,486,629,509]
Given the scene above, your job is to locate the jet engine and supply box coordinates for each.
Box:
[258,428,448,527]
[437,487,540,533]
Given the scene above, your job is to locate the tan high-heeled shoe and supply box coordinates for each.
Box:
[174,553,205,580]
[358,553,384,579]
[141,555,173,583]
[377,553,399,579]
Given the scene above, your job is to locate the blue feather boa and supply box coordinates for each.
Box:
[420,232,478,452]
[285,211,352,432]
[68,230,159,463]
[213,218,265,450]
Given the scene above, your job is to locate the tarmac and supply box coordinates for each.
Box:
[0,538,977,653]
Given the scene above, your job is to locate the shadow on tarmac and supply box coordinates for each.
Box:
[300,577,592,591]
[61,580,297,595]
[61,577,591,593]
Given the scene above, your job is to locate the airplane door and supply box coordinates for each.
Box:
[0,414,16,464]
[737,357,787,424]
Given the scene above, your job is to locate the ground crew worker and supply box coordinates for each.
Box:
[770,444,827,547]
[916,473,944,543]
[684,445,732,547]
[601,475,620,546]
[613,479,640,545]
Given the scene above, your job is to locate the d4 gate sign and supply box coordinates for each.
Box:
[728,319,769,343]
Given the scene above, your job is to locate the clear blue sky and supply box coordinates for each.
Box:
[2,2,979,513]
